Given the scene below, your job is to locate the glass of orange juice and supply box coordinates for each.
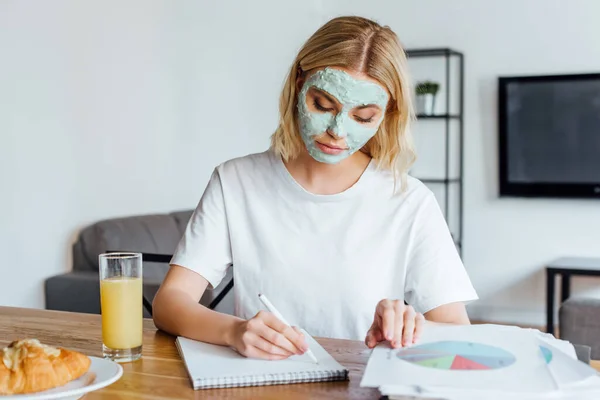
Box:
[99,252,143,362]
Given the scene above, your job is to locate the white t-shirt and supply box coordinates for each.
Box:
[171,150,478,340]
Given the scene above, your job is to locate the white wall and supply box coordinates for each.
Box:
[1,0,599,325]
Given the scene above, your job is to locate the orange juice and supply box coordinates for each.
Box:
[100,277,143,349]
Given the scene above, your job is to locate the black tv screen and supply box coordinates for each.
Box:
[498,73,600,198]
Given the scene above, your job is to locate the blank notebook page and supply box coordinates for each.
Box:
[176,331,349,389]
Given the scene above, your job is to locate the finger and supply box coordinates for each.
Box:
[259,324,302,355]
[377,300,396,341]
[291,326,304,338]
[365,318,385,348]
[392,302,404,348]
[365,327,376,348]
[413,313,425,344]
[402,306,416,347]
[291,326,308,350]
[248,314,298,355]
[365,329,385,348]
[247,330,294,357]
[244,345,290,361]
[260,312,306,354]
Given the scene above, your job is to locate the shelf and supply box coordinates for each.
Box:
[406,48,463,58]
[416,178,461,184]
[404,47,464,256]
[416,114,460,120]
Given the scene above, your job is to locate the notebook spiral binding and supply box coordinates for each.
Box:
[195,369,349,389]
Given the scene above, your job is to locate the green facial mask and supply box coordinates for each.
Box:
[297,67,389,164]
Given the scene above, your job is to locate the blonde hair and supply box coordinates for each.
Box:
[270,16,416,191]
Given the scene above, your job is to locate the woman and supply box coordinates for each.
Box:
[153,16,478,360]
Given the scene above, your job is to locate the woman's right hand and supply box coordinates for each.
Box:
[230,310,308,360]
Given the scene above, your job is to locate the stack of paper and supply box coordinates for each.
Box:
[360,324,600,399]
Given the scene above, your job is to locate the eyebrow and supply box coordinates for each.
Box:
[311,87,381,110]
[312,88,340,105]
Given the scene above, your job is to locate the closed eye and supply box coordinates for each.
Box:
[313,100,334,112]
[354,115,374,123]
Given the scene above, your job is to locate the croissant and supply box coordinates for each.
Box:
[0,339,91,395]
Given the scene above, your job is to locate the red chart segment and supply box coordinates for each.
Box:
[465,355,516,369]
[396,341,516,371]
[450,355,490,370]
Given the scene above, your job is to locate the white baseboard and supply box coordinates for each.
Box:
[466,304,549,328]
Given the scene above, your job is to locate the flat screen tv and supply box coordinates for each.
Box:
[498,73,600,199]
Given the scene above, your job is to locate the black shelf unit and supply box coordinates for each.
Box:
[406,47,464,254]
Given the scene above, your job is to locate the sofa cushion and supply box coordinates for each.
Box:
[45,269,234,316]
[170,210,194,236]
[559,296,600,360]
[45,271,164,318]
[73,213,184,272]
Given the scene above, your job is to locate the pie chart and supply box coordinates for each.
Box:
[395,341,516,371]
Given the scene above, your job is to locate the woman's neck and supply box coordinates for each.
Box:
[283,150,372,195]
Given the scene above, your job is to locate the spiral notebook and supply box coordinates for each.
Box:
[175,331,349,389]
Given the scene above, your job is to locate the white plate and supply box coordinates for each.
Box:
[1,356,123,400]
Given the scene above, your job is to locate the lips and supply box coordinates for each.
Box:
[315,141,348,155]
[317,142,345,150]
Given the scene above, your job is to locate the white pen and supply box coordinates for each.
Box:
[258,293,319,364]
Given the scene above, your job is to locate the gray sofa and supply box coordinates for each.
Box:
[44,210,234,317]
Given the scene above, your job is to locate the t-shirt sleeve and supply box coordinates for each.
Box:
[170,168,232,289]
[404,190,478,314]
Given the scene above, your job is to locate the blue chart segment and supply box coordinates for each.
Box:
[396,341,517,371]
[539,346,553,364]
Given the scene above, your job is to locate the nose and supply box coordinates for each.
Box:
[327,113,347,138]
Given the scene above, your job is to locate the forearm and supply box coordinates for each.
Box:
[423,319,470,328]
[152,288,243,346]
[423,302,471,325]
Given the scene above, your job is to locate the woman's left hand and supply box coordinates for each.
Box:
[365,299,425,349]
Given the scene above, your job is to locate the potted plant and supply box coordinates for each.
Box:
[415,81,440,115]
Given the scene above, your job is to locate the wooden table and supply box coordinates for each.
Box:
[0,307,378,399]
[2,307,599,399]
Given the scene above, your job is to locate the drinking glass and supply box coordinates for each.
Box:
[99,252,143,362]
